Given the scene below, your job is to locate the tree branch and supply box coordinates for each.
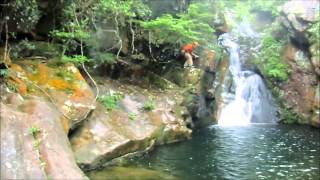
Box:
[148,31,156,61]
[129,20,135,54]
[114,13,122,59]
[71,3,99,121]
[3,20,11,68]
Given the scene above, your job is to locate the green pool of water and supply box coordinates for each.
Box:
[87,124,320,180]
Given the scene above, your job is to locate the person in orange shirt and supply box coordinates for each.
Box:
[181,41,199,68]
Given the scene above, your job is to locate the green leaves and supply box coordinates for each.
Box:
[308,18,320,43]
[140,1,216,47]
[128,113,137,121]
[50,29,90,42]
[257,35,290,82]
[142,99,155,111]
[62,55,89,65]
[0,69,9,79]
[98,91,124,111]
[29,125,41,138]
[100,0,151,18]
[5,0,41,32]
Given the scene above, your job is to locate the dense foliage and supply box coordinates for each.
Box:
[256,34,290,82]
[141,2,216,47]
[308,19,320,43]
[307,18,320,59]
[1,0,41,32]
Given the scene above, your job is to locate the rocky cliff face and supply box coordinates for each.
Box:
[0,59,192,178]
[277,0,319,127]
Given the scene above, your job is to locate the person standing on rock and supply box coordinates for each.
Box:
[180,41,199,68]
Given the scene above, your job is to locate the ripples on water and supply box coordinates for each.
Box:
[88,124,320,180]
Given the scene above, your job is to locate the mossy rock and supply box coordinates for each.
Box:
[164,67,202,87]
[145,72,177,90]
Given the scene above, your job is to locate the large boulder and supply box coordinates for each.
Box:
[279,0,319,49]
[7,60,95,132]
[70,78,192,170]
[1,59,96,178]
[0,94,87,179]
[281,0,319,32]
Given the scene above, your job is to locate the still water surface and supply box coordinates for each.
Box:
[88,124,320,180]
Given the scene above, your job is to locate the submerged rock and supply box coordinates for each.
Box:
[87,166,178,180]
[70,78,192,170]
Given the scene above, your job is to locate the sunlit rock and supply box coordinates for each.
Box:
[0,97,88,179]
[6,60,95,132]
[70,78,191,170]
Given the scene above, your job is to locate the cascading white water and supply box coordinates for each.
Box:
[217,29,277,126]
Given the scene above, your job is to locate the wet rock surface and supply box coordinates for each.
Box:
[87,166,178,180]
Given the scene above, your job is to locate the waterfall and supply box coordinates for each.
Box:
[217,29,277,126]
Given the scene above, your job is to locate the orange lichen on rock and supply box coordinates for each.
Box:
[37,64,48,85]
[71,88,87,100]
[48,79,72,90]
[74,71,84,80]
[8,77,27,95]
[60,117,70,134]
[10,63,25,74]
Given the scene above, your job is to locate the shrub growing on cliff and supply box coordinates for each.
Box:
[308,19,320,43]
[256,34,290,82]
[142,99,155,111]
[128,113,137,121]
[0,69,9,79]
[29,125,41,138]
[61,55,89,65]
[307,18,320,59]
[98,91,124,111]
